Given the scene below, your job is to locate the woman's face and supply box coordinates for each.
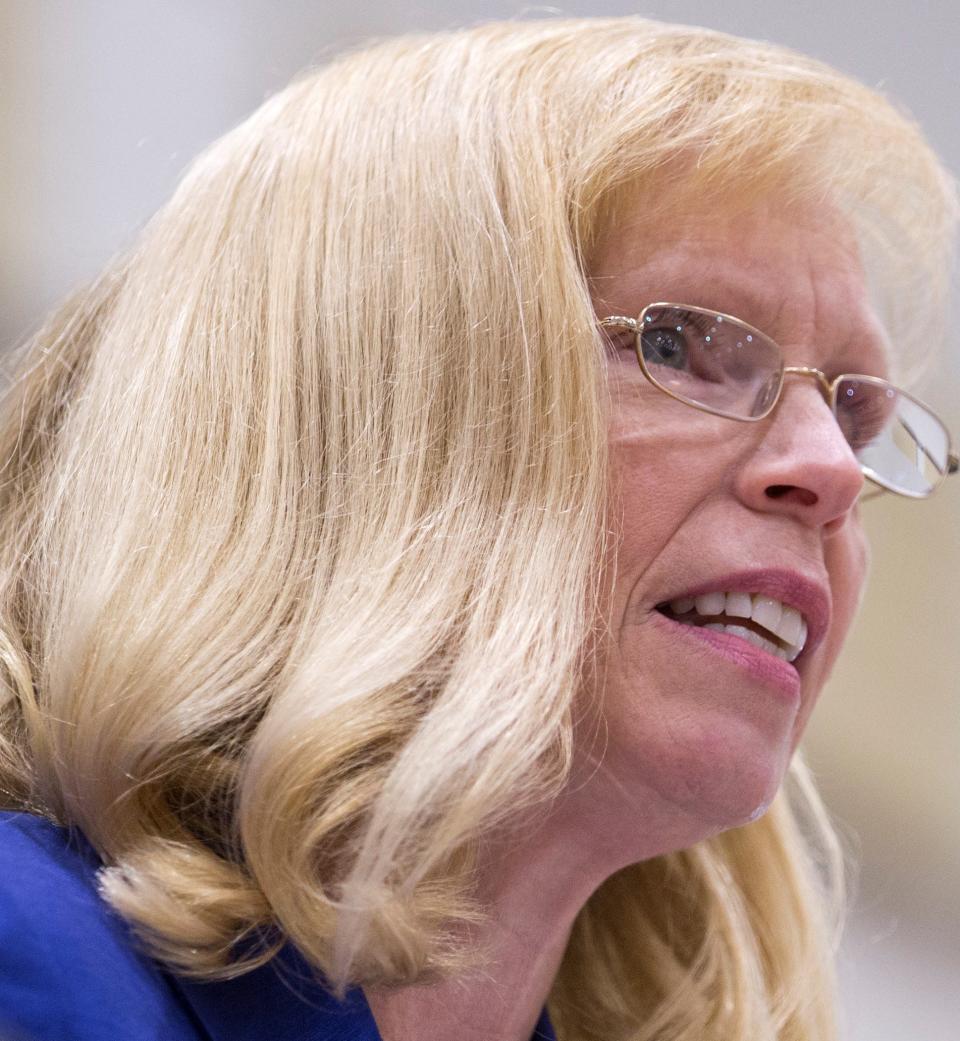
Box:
[583,195,882,830]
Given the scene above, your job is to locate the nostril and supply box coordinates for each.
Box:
[766,484,818,506]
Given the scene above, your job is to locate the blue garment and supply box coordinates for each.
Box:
[0,811,557,1041]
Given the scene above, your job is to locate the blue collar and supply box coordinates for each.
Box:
[170,941,558,1041]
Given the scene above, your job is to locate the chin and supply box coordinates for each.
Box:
[606,706,794,833]
[678,751,786,829]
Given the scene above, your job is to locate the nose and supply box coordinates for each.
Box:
[733,373,865,530]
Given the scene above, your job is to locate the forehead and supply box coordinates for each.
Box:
[587,196,892,376]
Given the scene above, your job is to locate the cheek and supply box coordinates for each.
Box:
[607,402,725,571]
[826,515,871,652]
[792,518,870,743]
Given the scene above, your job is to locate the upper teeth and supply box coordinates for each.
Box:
[668,592,808,663]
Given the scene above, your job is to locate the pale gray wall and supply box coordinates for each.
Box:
[2,4,958,1038]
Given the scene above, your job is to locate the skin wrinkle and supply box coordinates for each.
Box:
[612,480,704,645]
[364,195,874,1040]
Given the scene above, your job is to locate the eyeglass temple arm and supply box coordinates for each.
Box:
[600,316,639,332]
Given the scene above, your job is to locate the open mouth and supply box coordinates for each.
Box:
[655,591,808,663]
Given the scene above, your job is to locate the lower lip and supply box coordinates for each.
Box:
[653,611,802,703]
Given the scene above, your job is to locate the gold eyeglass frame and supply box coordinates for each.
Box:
[600,302,959,500]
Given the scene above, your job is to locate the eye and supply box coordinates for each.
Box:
[640,326,687,369]
[836,380,898,451]
[639,311,726,384]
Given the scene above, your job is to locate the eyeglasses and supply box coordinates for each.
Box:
[600,303,958,499]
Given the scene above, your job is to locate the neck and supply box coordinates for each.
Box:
[363,755,716,1041]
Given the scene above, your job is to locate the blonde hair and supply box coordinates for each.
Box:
[0,17,954,1041]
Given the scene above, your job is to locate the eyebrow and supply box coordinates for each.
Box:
[591,261,786,327]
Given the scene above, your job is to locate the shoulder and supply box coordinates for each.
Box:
[0,809,204,1041]
[0,814,555,1040]
[0,811,383,1041]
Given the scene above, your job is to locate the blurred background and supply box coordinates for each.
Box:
[1,2,957,1037]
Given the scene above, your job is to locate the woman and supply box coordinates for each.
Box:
[0,16,955,1041]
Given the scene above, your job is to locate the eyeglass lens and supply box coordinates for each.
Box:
[636,305,950,496]
[833,378,950,496]
[638,306,781,419]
